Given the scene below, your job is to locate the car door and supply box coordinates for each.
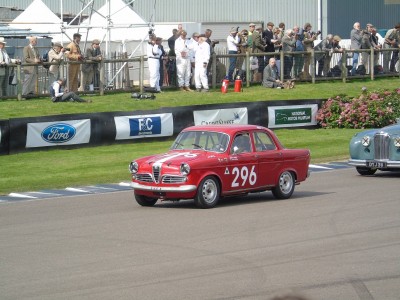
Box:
[252,130,282,187]
[223,132,259,194]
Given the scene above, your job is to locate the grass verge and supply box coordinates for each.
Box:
[0,128,359,195]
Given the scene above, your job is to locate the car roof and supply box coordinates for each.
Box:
[183,124,267,135]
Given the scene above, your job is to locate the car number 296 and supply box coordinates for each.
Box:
[231,166,257,187]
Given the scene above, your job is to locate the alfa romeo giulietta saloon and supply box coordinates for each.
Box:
[348,123,400,175]
[129,125,310,208]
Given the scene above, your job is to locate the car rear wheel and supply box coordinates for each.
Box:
[194,176,220,208]
[356,167,377,176]
[272,171,295,199]
[135,193,158,206]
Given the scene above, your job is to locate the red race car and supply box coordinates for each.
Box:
[129,125,310,208]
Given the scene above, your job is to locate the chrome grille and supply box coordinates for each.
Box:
[153,165,161,183]
[374,133,390,160]
[135,174,153,182]
[162,176,186,183]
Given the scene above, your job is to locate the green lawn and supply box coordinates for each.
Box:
[1,77,399,119]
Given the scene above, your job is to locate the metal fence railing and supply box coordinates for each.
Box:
[2,47,399,100]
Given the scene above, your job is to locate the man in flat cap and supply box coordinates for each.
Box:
[81,39,102,91]
[66,33,83,92]
[263,22,278,53]
[249,23,266,81]
[226,26,240,81]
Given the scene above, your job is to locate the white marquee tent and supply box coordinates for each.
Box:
[10,0,63,36]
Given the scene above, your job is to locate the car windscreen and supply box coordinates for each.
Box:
[171,131,230,153]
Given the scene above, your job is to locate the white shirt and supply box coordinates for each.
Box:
[146,42,161,58]
[175,36,190,59]
[194,41,210,64]
[0,48,12,64]
[52,81,64,97]
[186,38,198,62]
[227,34,240,51]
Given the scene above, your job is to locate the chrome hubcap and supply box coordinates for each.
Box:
[202,179,217,204]
[279,172,293,194]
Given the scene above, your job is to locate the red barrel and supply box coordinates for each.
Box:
[234,78,242,92]
[221,79,229,93]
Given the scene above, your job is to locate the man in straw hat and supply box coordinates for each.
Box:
[48,42,67,86]
[0,37,21,97]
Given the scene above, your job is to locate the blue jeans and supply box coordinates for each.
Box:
[351,52,359,75]
[228,50,238,81]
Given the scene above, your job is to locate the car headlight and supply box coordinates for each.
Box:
[129,161,139,174]
[361,136,371,147]
[394,137,400,148]
[180,163,190,175]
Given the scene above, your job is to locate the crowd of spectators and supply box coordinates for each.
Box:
[146,20,400,92]
[0,20,399,97]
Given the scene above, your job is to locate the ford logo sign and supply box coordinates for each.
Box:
[41,123,76,143]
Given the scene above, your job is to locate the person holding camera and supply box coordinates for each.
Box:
[292,26,305,79]
[350,22,363,76]
[0,37,21,97]
[281,29,297,79]
[48,42,67,87]
[383,23,400,74]
[66,33,84,92]
[302,23,320,79]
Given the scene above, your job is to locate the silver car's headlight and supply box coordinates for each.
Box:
[361,136,371,147]
[180,163,190,175]
[394,137,400,148]
[129,161,139,174]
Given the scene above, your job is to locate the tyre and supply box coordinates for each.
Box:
[271,171,295,199]
[194,176,220,208]
[356,167,377,176]
[135,193,158,206]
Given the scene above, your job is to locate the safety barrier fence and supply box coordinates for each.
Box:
[1,47,399,100]
[0,99,322,155]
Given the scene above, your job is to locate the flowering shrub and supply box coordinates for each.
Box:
[316,88,400,129]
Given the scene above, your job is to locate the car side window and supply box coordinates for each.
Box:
[253,132,276,151]
[231,133,252,154]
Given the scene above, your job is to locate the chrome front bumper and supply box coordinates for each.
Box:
[131,182,197,193]
[348,159,400,168]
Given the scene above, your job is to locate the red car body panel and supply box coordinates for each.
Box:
[130,125,310,201]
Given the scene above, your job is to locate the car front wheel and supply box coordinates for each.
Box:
[356,167,377,176]
[272,171,295,199]
[135,193,158,206]
[194,176,220,208]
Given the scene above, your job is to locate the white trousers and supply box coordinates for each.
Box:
[176,57,191,87]
[194,63,209,89]
[148,58,160,91]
